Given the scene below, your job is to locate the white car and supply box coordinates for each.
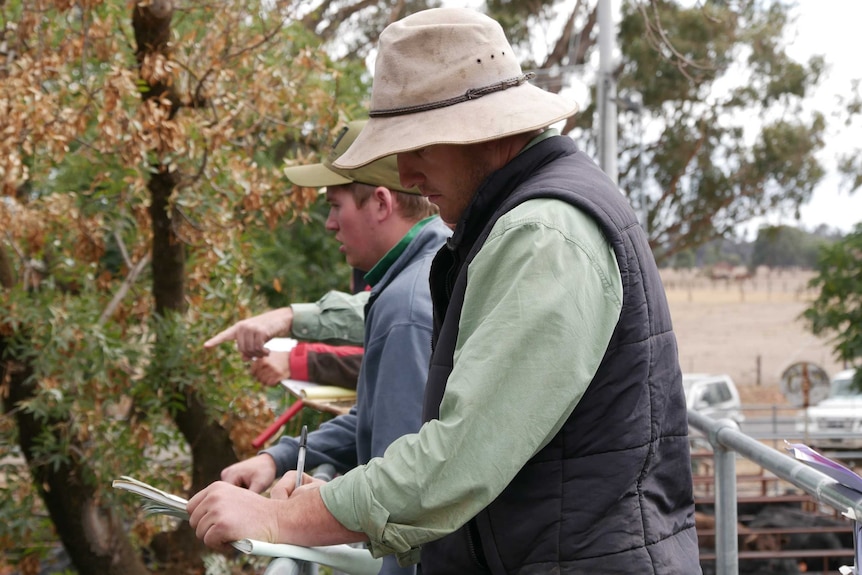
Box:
[682,373,744,424]
[797,368,862,450]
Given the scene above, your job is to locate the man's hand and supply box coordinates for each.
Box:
[270,471,327,500]
[250,351,291,386]
[188,479,367,551]
[204,308,295,360]
[187,481,286,553]
[221,454,278,493]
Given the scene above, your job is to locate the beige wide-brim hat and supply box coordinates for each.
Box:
[284,120,419,194]
[333,7,578,170]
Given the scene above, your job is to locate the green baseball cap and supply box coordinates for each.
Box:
[283,120,419,194]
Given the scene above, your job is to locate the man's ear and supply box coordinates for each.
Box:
[372,186,395,221]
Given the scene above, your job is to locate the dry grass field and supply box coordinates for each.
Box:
[661,267,846,406]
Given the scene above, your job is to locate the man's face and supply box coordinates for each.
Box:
[397,143,491,224]
[324,185,378,271]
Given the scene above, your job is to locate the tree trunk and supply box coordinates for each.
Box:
[148,166,240,482]
[1,338,150,575]
[0,245,14,287]
[147,153,240,571]
[136,0,238,489]
[149,169,186,315]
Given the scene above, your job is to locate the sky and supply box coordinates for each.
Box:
[761,0,862,234]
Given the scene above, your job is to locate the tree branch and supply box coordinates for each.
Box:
[313,0,381,44]
[98,253,150,326]
[637,0,714,81]
[542,0,595,69]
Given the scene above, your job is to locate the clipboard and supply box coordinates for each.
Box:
[281,379,355,416]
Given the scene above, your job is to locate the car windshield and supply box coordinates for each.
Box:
[830,375,861,398]
[682,375,706,393]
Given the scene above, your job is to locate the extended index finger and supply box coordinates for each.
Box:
[204,325,238,349]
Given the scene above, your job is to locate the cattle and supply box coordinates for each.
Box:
[696,504,852,575]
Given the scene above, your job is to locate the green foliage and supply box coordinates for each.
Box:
[749,116,826,198]
[690,237,751,268]
[0,286,169,559]
[249,197,352,309]
[751,225,831,269]
[0,455,57,563]
[838,152,862,193]
[802,224,862,377]
[619,1,737,105]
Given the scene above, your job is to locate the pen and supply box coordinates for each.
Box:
[295,424,308,491]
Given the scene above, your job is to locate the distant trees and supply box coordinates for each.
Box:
[751,225,831,269]
[667,224,835,270]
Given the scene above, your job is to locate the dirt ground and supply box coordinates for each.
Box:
[661,267,846,406]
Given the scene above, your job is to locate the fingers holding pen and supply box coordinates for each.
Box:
[271,424,310,501]
[270,471,325,500]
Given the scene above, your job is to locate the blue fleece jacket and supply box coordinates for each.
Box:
[264,216,450,474]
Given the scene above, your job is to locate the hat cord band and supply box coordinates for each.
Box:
[369,73,536,118]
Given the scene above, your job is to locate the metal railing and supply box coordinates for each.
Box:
[688,409,862,575]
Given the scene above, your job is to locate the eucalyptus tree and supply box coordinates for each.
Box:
[0,0,369,572]
[484,0,860,262]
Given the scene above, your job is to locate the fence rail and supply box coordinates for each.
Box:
[688,409,862,575]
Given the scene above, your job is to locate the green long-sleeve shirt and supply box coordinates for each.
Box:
[291,290,369,346]
[320,198,624,564]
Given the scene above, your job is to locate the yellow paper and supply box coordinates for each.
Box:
[300,385,357,401]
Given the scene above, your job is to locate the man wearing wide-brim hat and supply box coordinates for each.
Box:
[190,8,700,574]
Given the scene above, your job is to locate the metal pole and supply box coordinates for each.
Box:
[597,0,618,183]
[691,408,862,518]
[712,422,740,575]
[690,409,862,575]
